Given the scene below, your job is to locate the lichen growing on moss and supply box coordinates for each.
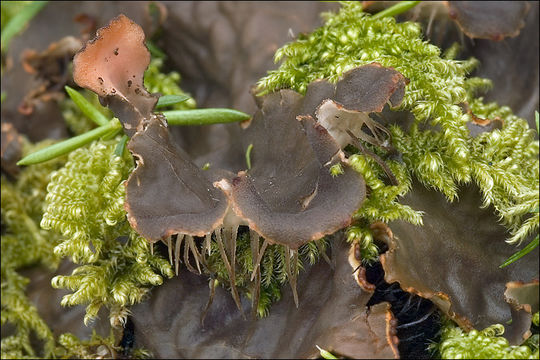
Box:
[1,36,194,358]
[3,2,538,357]
[257,1,539,263]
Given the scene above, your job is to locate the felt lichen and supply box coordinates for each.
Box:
[257,1,539,264]
[257,1,474,185]
[40,139,173,326]
[433,320,539,359]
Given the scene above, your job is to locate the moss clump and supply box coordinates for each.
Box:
[41,140,174,326]
[467,99,539,245]
[434,321,539,359]
[53,330,152,359]
[1,139,66,359]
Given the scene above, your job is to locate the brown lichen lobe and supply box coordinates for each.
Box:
[302,63,408,149]
[124,117,230,242]
[379,183,539,345]
[445,1,530,40]
[220,89,367,250]
[73,14,157,135]
[73,14,147,97]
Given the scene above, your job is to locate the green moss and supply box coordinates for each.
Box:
[1,139,66,359]
[41,139,173,326]
[467,98,539,245]
[434,321,539,359]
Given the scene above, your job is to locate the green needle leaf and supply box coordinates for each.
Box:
[535,110,539,133]
[316,345,338,359]
[155,94,190,109]
[163,108,251,126]
[1,1,48,52]
[245,143,254,170]
[500,235,539,268]
[65,86,110,126]
[17,119,122,166]
[372,1,421,19]
[114,135,129,157]
[101,126,123,141]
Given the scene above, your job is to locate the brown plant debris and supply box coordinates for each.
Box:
[1,122,23,177]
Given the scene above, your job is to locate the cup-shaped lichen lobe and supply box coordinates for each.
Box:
[222,63,410,249]
[220,89,366,250]
[73,14,148,98]
[73,14,157,135]
[240,90,321,213]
